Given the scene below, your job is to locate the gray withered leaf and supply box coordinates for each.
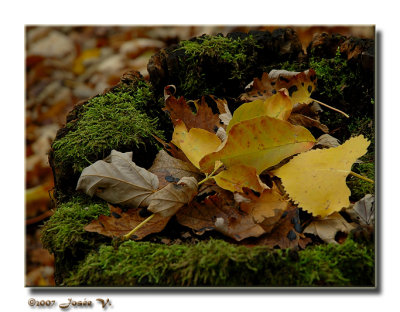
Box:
[147,177,198,218]
[76,150,158,208]
[353,194,375,225]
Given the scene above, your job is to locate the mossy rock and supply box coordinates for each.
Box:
[45,29,376,287]
[49,71,168,201]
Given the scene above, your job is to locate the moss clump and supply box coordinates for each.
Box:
[41,195,110,254]
[175,34,262,98]
[63,238,374,287]
[41,195,110,283]
[52,81,164,174]
[310,48,356,100]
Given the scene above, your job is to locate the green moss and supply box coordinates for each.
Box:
[63,238,374,287]
[41,195,110,255]
[310,48,356,100]
[52,84,164,173]
[41,195,111,284]
[176,34,262,98]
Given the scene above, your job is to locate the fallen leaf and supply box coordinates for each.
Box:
[240,69,317,106]
[177,191,265,240]
[85,205,170,239]
[227,89,292,132]
[147,177,198,217]
[273,135,370,217]
[210,95,232,127]
[239,186,288,225]
[254,207,311,249]
[212,164,268,193]
[316,134,341,148]
[288,113,329,133]
[200,115,316,174]
[176,188,288,241]
[348,194,375,225]
[76,150,158,208]
[171,120,221,169]
[164,94,221,134]
[148,150,202,188]
[303,212,356,244]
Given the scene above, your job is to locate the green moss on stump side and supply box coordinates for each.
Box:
[63,238,374,287]
[41,195,111,284]
[52,86,164,174]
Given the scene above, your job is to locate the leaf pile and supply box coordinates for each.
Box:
[76,68,373,248]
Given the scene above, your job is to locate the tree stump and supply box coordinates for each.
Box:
[42,28,375,287]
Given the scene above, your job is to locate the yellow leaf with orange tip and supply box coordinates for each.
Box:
[212,164,268,193]
[273,135,370,217]
[226,89,292,132]
[200,116,316,174]
[171,120,221,169]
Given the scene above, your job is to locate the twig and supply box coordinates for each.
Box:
[311,99,350,118]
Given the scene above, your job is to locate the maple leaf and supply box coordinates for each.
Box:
[304,212,356,244]
[200,115,316,174]
[240,69,317,105]
[171,120,221,169]
[148,150,202,189]
[227,89,293,132]
[76,150,158,208]
[84,205,170,239]
[163,94,221,134]
[176,186,289,241]
[273,135,370,217]
[176,192,266,241]
[147,177,198,217]
[212,164,268,193]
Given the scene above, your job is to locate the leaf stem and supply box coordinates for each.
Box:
[311,99,350,118]
[198,162,223,186]
[349,171,374,183]
[123,213,155,240]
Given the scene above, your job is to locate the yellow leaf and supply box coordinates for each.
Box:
[273,135,370,217]
[227,89,292,132]
[213,164,267,193]
[200,116,315,174]
[171,120,221,169]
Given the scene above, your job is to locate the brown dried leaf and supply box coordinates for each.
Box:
[163,94,221,134]
[288,113,329,133]
[149,150,202,189]
[304,212,356,244]
[84,205,170,239]
[255,207,312,249]
[147,177,198,218]
[177,188,288,241]
[177,191,265,241]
